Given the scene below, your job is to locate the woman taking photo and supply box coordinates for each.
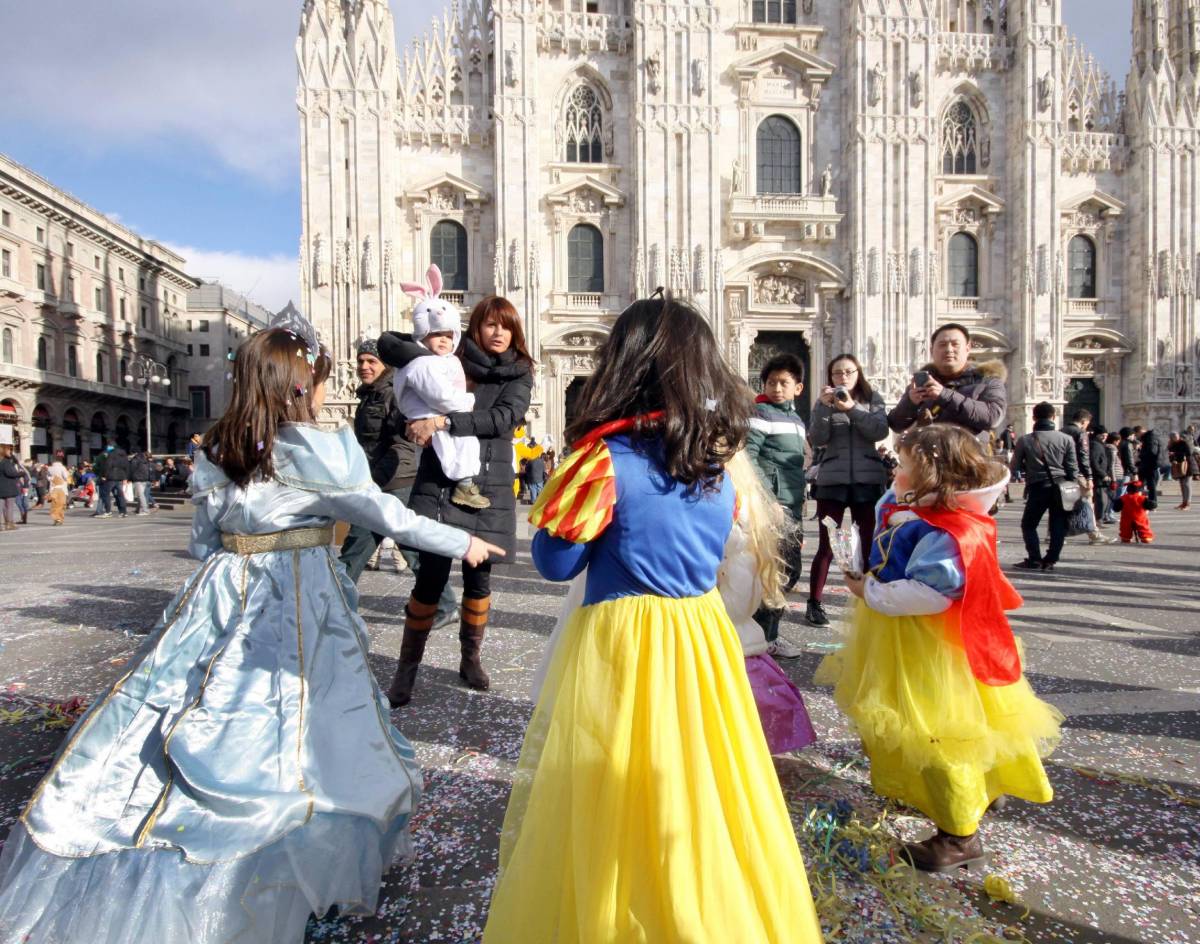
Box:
[805,354,889,626]
[379,296,534,707]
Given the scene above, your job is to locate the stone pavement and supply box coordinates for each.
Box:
[0,489,1196,943]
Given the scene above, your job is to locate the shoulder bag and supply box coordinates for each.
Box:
[1031,433,1081,510]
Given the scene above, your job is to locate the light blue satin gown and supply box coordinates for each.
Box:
[0,424,470,943]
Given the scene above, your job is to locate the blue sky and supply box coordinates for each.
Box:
[0,0,1132,312]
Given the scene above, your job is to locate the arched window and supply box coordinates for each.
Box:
[941,102,978,175]
[430,220,468,291]
[95,352,105,384]
[1,328,11,364]
[1068,235,1097,299]
[564,85,603,163]
[120,357,128,386]
[567,224,604,293]
[67,345,78,377]
[37,336,48,370]
[756,116,803,194]
[948,232,979,297]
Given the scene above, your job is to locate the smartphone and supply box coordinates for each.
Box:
[913,370,930,387]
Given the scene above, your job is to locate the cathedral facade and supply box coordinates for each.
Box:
[297,0,1200,442]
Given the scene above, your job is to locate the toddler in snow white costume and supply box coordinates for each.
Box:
[818,424,1063,871]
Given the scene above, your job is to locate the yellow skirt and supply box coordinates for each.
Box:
[816,600,1063,835]
[483,590,823,944]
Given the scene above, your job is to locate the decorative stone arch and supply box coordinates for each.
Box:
[1060,329,1135,430]
[539,323,611,447]
[723,251,846,386]
[939,82,992,174]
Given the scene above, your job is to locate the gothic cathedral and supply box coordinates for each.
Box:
[297,0,1200,442]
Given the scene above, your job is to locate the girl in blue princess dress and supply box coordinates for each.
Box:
[0,324,502,943]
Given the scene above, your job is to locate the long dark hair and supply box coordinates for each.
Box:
[565,294,749,489]
[202,328,332,487]
[465,296,535,366]
[826,353,873,403]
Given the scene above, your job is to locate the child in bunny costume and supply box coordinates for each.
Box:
[394,265,490,510]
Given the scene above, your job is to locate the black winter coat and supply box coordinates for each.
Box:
[130,454,152,482]
[405,339,533,558]
[1138,430,1167,475]
[1062,423,1092,482]
[0,457,22,499]
[351,366,418,490]
[105,448,132,481]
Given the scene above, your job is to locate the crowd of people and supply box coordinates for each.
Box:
[0,286,1195,942]
[0,444,196,528]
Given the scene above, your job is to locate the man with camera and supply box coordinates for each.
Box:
[887,323,1007,439]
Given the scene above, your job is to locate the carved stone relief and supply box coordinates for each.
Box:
[754,273,808,306]
[867,248,881,296]
[508,240,522,291]
[868,63,885,106]
[313,233,328,287]
[361,236,377,289]
[909,248,923,296]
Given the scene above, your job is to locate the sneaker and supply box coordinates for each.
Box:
[767,636,804,659]
[451,483,492,510]
[1040,562,1056,572]
[1088,532,1116,545]
[96,512,112,519]
[805,599,830,626]
[119,514,128,519]
[1012,559,1043,570]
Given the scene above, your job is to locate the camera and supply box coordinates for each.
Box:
[834,386,851,403]
[913,370,930,387]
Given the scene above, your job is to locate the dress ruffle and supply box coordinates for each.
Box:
[816,599,1062,834]
[0,814,408,944]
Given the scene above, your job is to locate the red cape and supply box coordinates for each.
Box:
[910,505,1024,686]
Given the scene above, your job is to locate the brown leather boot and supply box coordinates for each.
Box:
[458,596,491,691]
[901,829,988,873]
[386,598,438,709]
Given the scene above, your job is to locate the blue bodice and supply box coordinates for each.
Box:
[532,436,735,604]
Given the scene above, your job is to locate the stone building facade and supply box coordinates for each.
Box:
[297,0,1200,441]
[0,153,195,463]
[184,282,272,435]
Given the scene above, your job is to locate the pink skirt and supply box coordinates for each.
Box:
[745,654,817,754]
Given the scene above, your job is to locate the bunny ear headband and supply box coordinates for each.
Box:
[400,264,444,301]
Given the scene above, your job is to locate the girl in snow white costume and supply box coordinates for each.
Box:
[482,295,822,943]
[0,318,502,943]
[817,423,1062,871]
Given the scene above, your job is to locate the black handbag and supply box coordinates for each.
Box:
[1031,434,1082,509]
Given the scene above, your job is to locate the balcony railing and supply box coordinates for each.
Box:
[948,297,980,312]
[934,32,1012,72]
[566,292,603,310]
[730,193,841,242]
[1067,298,1099,315]
[441,291,465,308]
[537,11,633,53]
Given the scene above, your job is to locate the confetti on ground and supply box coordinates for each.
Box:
[0,496,1197,942]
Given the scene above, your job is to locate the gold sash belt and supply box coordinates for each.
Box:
[220,526,334,555]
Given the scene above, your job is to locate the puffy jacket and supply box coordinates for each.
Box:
[403,338,533,558]
[1089,437,1112,484]
[887,359,1008,436]
[807,391,890,487]
[0,456,22,499]
[1010,423,1078,485]
[130,454,152,482]
[1138,430,1167,474]
[104,448,131,481]
[747,398,807,511]
[350,365,417,490]
[1061,423,1092,482]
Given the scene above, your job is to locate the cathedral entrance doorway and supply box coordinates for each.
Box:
[1064,377,1101,426]
[564,376,589,434]
[749,331,811,424]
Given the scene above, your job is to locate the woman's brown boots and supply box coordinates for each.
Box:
[386,598,437,708]
[386,596,493,707]
[459,596,491,691]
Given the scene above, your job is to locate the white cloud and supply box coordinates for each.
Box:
[168,244,299,315]
[1,1,300,184]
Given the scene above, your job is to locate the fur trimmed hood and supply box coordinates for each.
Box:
[921,358,1007,384]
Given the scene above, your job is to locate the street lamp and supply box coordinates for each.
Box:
[124,354,170,454]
